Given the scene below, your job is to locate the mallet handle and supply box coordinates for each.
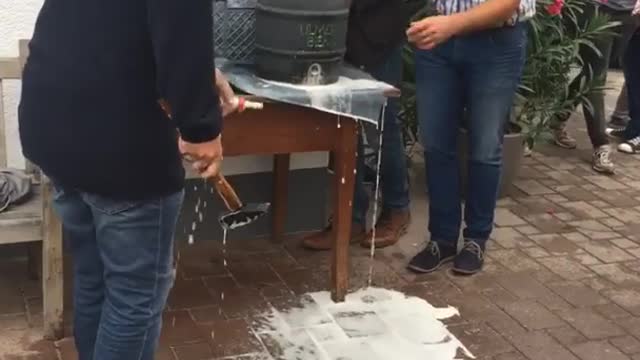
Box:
[210,174,244,212]
[158,99,245,213]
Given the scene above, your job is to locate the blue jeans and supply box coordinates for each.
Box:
[415,24,527,246]
[353,46,410,224]
[52,184,184,360]
[622,30,640,139]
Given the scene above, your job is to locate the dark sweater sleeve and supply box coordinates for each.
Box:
[147,0,222,143]
[352,0,390,13]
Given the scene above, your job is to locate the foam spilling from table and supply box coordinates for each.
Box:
[219,61,395,125]
[252,287,475,360]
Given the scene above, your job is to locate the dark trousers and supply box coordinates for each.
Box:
[555,4,633,147]
[611,18,640,123]
[352,46,411,224]
[622,29,640,139]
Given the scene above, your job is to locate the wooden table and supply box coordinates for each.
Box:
[223,100,358,302]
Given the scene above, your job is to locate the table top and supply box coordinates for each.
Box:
[218,60,397,125]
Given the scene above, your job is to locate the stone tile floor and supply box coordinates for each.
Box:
[3,72,640,359]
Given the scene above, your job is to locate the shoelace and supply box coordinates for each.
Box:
[628,136,640,146]
[596,147,613,165]
[428,241,441,257]
[557,130,572,142]
[610,129,626,137]
[461,241,484,260]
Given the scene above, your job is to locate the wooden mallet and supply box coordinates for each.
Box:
[159,98,271,230]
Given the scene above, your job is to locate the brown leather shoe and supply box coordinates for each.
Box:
[360,209,410,249]
[301,222,366,251]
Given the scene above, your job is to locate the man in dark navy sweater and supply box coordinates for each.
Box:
[18,1,234,358]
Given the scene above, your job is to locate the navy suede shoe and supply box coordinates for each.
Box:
[452,240,485,275]
[408,241,457,274]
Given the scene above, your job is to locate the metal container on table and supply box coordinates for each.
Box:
[213,0,256,64]
[254,0,350,85]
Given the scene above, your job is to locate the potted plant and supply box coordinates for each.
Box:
[512,0,619,150]
[399,0,618,196]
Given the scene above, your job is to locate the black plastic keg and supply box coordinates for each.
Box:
[254,0,350,85]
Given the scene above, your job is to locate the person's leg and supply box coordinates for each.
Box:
[551,4,617,166]
[301,126,368,250]
[86,190,184,360]
[610,85,630,128]
[51,184,103,360]
[369,46,410,213]
[624,31,640,136]
[608,15,637,128]
[549,4,593,149]
[578,6,619,173]
[617,30,640,153]
[458,24,527,274]
[302,45,410,251]
[407,41,463,273]
[580,21,615,148]
[352,126,371,227]
[361,45,411,248]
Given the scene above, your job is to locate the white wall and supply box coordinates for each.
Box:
[0,0,327,174]
[1,0,43,169]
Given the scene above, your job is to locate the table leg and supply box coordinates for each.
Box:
[271,154,290,243]
[42,180,65,340]
[331,119,358,302]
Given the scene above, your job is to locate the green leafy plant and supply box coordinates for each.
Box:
[514,0,620,148]
[399,0,620,150]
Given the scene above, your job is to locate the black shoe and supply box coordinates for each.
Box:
[407,241,457,274]
[608,115,630,129]
[618,136,640,154]
[452,240,485,275]
[606,127,627,141]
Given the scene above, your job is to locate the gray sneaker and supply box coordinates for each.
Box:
[553,128,577,149]
[592,145,615,174]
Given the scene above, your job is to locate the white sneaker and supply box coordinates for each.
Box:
[618,136,640,154]
[592,145,615,174]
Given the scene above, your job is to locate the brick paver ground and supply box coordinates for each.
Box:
[2,72,640,360]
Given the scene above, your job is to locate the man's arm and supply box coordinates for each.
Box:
[450,0,521,34]
[147,0,222,143]
[407,0,520,49]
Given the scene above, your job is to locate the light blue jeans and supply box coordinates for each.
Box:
[416,23,527,246]
[52,184,184,360]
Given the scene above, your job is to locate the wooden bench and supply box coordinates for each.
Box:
[0,40,64,340]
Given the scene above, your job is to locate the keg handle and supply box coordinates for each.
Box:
[306,63,323,85]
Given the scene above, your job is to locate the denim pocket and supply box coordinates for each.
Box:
[489,24,527,49]
[82,193,145,215]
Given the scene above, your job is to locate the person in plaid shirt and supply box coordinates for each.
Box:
[406,0,534,275]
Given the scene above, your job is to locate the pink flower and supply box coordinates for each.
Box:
[546,0,564,15]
